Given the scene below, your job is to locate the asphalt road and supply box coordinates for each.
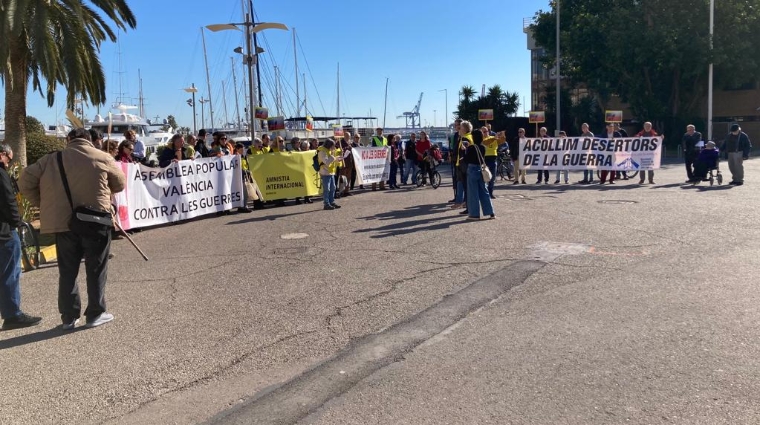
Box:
[2,160,759,425]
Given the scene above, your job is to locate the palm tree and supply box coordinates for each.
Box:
[0,1,137,165]
[486,85,503,103]
[460,85,475,105]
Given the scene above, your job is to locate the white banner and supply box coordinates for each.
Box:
[351,147,391,185]
[519,136,663,171]
[113,156,244,230]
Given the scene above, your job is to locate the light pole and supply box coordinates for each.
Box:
[438,89,447,132]
[207,1,287,141]
[707,0,714,141]
[199,97,209,130]
[183,84,198,134]
[434,110,437,128]
[555,0,561,136]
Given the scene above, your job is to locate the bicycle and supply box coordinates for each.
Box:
[596,170,639,180]
[415,156,441,189]
[9,171,40,271]
[497,150,514,180]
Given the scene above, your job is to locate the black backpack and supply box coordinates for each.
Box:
[312,151,320,172]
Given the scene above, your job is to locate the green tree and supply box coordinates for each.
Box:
[167,115,179,131]
[455,85,520,130]
[25,116,45,135]
[530,0,760,142]
[0,1,137,165]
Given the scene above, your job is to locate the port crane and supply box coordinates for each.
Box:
[397,92,423,128]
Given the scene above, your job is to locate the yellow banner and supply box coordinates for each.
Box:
[248,152,320,200]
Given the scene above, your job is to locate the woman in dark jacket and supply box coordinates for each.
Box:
[465,129,495,220]
[159,134,189,168]
[195,139,210,158]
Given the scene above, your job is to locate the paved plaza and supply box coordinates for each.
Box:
[3,160,759,425]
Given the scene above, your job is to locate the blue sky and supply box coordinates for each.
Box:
[16,0,551,131]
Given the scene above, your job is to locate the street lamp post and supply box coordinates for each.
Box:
[555,0,561,136]
[207,1,287,141]
[199,97,209,130]
[183,83,198,134]
[438,89,447,132]
[708,0,714,141]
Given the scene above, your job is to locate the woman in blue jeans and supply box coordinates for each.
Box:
[465,129,495,220]
[317,139,343,210]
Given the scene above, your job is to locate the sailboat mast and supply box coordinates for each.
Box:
[274,66,282,116]
[293,28,300,119]
[303,73,307,116]
[138,69,145,118]
[254,32,263,107]
[383,78,389,128]
[200,27,215,130]
[231,57,241,128]
[337,63,340,123]
[221,80,229,127]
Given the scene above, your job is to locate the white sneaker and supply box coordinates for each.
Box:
[62,318,80,330]
[86,313,114,328]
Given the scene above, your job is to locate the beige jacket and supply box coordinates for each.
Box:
[19,139,126,234]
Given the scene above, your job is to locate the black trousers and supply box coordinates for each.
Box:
[685,150,698,180]
[451,162,458,196]
[56,230,111,322]
[420,160,435,183]
[536,170,549,182]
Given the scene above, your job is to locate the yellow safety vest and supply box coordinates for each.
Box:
[456,133,473,166]
[484,136,498,157]
[251,146,270,155]
[371,136,387,147]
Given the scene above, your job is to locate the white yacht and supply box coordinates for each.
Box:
[86,105,165,163]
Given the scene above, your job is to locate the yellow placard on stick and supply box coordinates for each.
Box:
[605,110,623,123]
[529,111,546,124]
[255,107,269,120]
[267,116,285,131]
[478,109,494,121]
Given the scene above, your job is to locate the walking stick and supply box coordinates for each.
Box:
[112,219,149,261]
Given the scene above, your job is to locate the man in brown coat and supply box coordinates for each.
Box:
[19,128,126,330]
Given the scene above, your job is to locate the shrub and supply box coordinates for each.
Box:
[26,133,66,165]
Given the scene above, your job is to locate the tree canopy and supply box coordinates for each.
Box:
[0,0,137,165]
[455,85,520,130]
[531,0,760,139]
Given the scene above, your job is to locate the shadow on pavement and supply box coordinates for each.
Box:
[648,183,684,189]
[357,203,451,221]
[355,214,467,239]
[226,209,315,225]
[680,184,735,192]
[0,326,85,350]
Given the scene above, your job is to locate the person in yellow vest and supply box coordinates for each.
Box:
[481,126,507,199]
[371,127,387,191]
[317,139,343,210]
[271,136,287,153]
[250,138,270,155]
[451,120,473,211]
[234,143,253,213]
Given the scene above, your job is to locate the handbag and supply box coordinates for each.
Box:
[474,143,493,182]
[243,171,260,201]
[57,152,113,239]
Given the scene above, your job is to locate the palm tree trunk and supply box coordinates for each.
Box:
[5,38,29,166]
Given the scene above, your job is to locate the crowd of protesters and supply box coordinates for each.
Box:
[1,118,753,330]
[499,122,752,187]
